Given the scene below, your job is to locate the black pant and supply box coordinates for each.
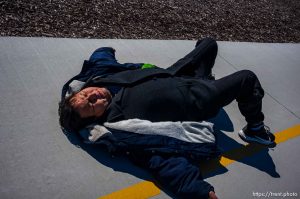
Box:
[170,38,265,125]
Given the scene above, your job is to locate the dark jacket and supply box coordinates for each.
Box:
[61,38,220,198]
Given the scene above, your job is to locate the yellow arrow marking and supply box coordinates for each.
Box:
[98,124,300,199]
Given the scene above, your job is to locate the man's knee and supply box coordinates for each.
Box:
[195,38,218,62]
[239,70,258,80]
[196,37,217,47]
[239,70,264,98]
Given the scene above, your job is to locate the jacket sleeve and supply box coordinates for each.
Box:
[88,47,143,70]
[131,154,214,199]
[89,47,118,63]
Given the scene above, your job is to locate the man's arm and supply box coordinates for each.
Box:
[131,154,216,199]
[88,47,146,70]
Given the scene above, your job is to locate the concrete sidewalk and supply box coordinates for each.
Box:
[0,37,299,199]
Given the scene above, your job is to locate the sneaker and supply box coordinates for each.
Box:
[238,125,275,146]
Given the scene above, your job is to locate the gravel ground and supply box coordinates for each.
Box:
[1,0,299,42]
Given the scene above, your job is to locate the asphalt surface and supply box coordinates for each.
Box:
[0,37,299,199]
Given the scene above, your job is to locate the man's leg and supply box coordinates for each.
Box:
[211,70,275,146]
[167,38,218,78]
[212,70,264,124]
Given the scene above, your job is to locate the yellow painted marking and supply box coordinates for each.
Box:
[98,181,160,199]
[98,124,300,199]
[221,124,300,167]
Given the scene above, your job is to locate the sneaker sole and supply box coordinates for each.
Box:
[238,129,275,146]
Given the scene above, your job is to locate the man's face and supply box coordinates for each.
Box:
[70,87,112,118]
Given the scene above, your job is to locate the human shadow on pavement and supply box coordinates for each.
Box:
[204,109,280,178]
[62,128,153,182]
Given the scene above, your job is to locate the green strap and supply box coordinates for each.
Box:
[142,63,156,69]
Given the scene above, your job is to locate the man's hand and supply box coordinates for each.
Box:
[208,191,218,199]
